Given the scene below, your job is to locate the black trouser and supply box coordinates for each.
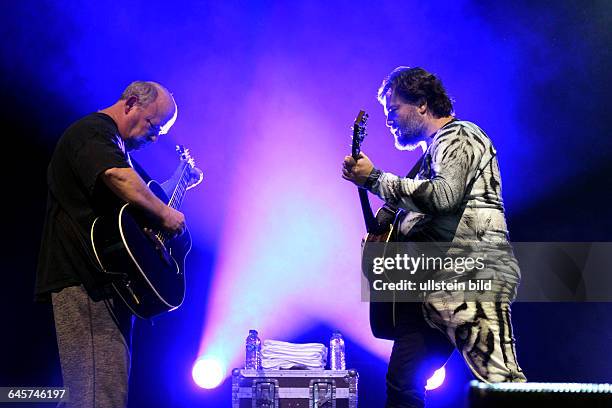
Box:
[385,302,454,408]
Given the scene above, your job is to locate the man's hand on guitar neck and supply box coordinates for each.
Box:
[342,152,375,187]
[162,165,204,196]
[186,167,204,190]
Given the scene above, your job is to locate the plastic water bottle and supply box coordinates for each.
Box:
[329,330,346,370]
[245,329,262,369]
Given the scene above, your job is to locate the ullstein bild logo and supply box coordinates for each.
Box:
[371,253,486,275]
[371,278,493,292]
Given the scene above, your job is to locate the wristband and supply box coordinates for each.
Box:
[363,168,383,190]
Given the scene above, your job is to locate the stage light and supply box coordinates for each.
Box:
[192,357,225,389]
[425,366,446,391]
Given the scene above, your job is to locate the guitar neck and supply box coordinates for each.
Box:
[353,146,378,233]
[167,162,190,210]
[350,109,379,233]
[358,188,379,233]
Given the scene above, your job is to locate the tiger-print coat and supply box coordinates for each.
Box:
[367,120,521,300]
[367,119,526,383]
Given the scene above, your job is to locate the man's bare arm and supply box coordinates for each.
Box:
[101,167,185,235]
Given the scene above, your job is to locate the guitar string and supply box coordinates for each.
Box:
[157,161,191,245]
[160,163,190,243]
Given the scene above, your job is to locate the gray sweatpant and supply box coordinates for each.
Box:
[52,285,134,408]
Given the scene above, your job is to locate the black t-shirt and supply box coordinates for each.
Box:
[35,113,132,302]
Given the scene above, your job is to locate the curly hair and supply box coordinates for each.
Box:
[377,67,453,118]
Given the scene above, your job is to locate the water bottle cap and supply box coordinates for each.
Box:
[249,329,258,335]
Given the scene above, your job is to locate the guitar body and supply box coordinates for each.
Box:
[91,180,192,319]
[364,205,396,243]
[364,206,400,340]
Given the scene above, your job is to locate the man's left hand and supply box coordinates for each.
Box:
[342,152,374,187]
[186,167,204,190]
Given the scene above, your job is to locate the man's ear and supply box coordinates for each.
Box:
[124,96,140,114]
[417,100,428,115]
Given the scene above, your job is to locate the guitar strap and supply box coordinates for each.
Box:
[381,154,424,240]
[130,157,153,183]
[406,155,425,178]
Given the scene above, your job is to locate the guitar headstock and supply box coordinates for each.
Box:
[351,110,368,159]
[176,145,195,169]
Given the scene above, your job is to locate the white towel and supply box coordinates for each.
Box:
[261,340,327,370]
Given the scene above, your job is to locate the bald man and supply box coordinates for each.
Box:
[36,81,201,407]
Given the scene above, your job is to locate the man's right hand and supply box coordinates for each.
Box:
[160,206,186,238]
[103,167,187,238]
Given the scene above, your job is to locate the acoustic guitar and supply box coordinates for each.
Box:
[90,145,198,319]
[351,110,401,339]
[352,111,426,339]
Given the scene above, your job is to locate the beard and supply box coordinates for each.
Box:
[125,135,151,151]
[394,131,423,151]
[393,113,427,151]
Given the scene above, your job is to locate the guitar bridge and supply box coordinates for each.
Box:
[142,228,173,266]
[124,280,140,305]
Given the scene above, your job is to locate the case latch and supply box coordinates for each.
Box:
[253,379,278,408]
[310,379,336,408]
